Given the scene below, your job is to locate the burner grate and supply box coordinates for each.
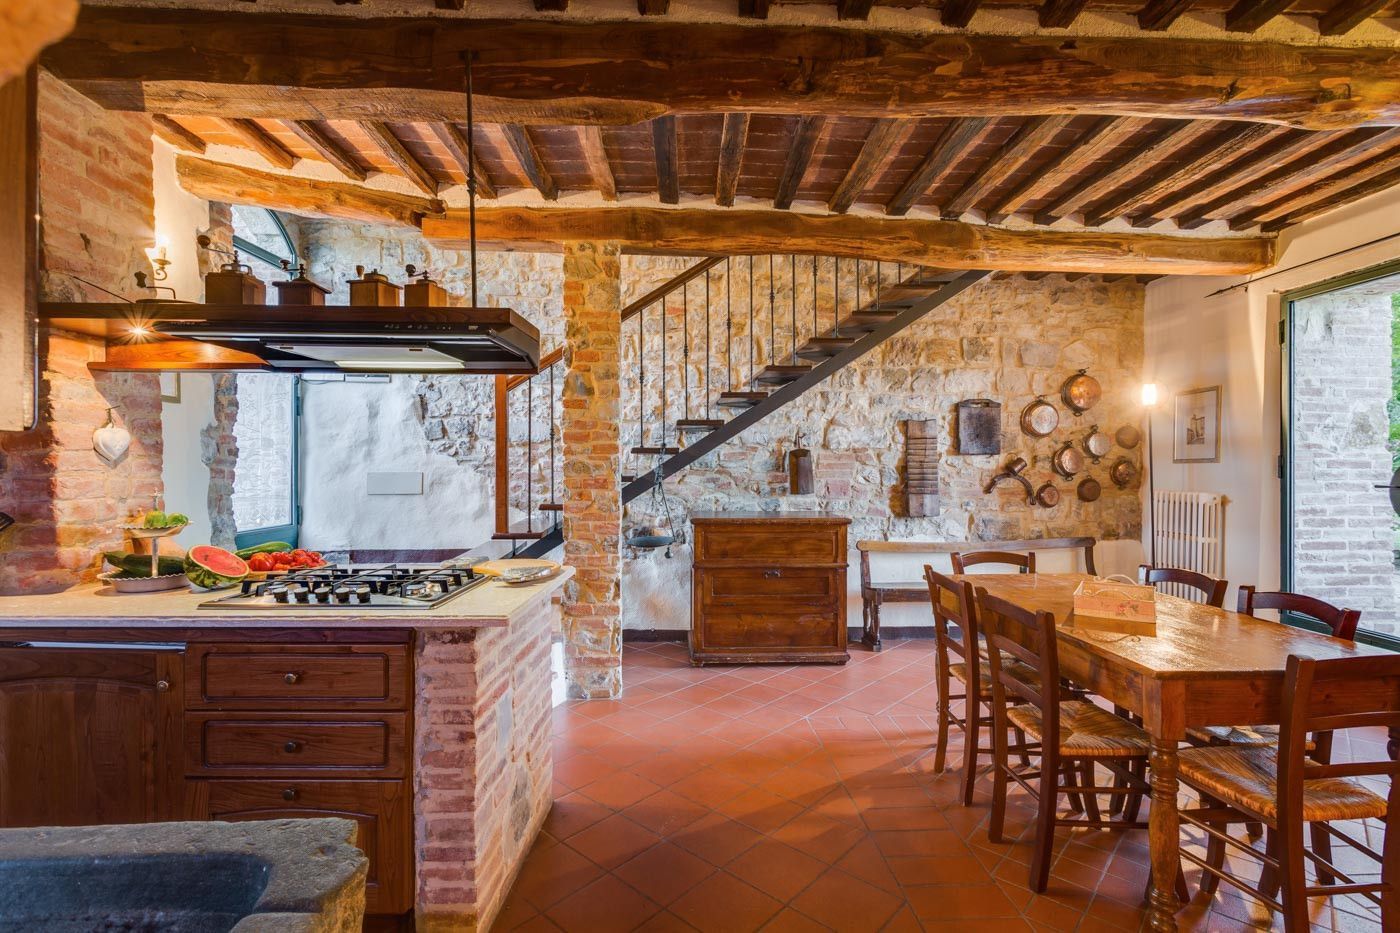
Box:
[203,563,488,610]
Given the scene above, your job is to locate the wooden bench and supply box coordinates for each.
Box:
[856,536,1098,651]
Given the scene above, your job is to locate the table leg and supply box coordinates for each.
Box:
[1389,725,1399,762]
[1147,734,1182,932]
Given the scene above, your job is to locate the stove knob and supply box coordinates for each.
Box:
[356,588,372,604]
[334,589,351,604]
[314,589,331,603]
[293,588,311,603]
[272,589,290,604]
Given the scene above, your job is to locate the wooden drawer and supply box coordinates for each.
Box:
[187,779,411,915]
[699,567,840,604]
[185,713,406,778]
[696,607,842,650]
[695,524,844,564]
[186,644,409,710]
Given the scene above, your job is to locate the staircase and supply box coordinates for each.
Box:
[493,257,991,558]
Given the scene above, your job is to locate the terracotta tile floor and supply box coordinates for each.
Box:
[499,640,1387,932]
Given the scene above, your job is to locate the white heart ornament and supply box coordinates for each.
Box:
[93,411,131,464]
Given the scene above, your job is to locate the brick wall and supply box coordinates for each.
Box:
[0,73,162,594]
[1290,279,1399,633]
[413,594,557,931]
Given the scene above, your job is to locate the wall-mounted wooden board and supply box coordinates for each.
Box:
[0,70,36,431]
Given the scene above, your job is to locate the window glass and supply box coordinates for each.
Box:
[231,373,296,531]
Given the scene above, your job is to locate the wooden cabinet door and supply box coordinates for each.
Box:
[0,644,183,827]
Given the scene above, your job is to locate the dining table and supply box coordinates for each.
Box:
[949,572,1397,932]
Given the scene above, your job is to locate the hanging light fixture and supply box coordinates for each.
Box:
[626,460,680,557]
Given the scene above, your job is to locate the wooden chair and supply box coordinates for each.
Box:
[1177,653,1400,931]
[1238,586,1362,641]
[953,550,1036,574]
[1138,564,1227,607]
[977,588,1168,893]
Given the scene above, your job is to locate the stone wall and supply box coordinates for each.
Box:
[0,73,162,593]
[1290,277,1399,634]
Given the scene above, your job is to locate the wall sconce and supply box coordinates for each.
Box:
[93,407,132,464]
[144,235,172,281]
[1141,383,1159,407]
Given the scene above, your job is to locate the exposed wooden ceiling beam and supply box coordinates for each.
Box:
[885,118,998,217]
[1038,0,1091,28]
[653,116,679,205]
[1260,164,1400,232]
[361,121,439,196]
[1033,121,1215,225]
[1319,0,1390,34]
[942,115,1074,220]
[282,120,367,182]
[221,118,297,170]
[836,0,875,19]
[830,119,915,214]
[1229,145,1400,229]
[500,124,558,200]
[985,117,1141,224]
[773,116,825,211]
[737,0,771,17]
[1136,0,1196,29]
[637,0,669,13]
[1176,129,1400,228]
[43,10,1400,130]
[176,156,1273,275]
[533,0,569,10]
[428,122,497,199]
[434,0,466,8]
[1083,123,1278,227]
[152,115,205,154]
[1224,0,1293,32]
[578,126,617,202]
[940,0,982,27]
[715,113,751,208]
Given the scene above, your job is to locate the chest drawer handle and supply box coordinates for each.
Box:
[282,788,297,801]
[283,741,302,754]
[283,672,300,685]
[763,570,781,579]
[156,679,170,692]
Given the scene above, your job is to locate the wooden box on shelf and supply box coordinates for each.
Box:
[204,266,266,305]
[404,278,450,307]
[348,267,402,307]
[272,274,331,306]
[689,511,850,665]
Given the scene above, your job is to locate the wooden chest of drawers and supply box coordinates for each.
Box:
[689,511,851,665]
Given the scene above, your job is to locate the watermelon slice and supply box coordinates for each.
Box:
[184,545,249,589]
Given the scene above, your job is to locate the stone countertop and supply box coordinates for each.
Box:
[0,567,572,630]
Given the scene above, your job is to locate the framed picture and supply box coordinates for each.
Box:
[159,372,181,403]
[1173,385,1221,463]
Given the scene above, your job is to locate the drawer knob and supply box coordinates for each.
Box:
[155,679,170,692]
[283,741,302,754]
[283,672,300,685]
[282,788,297,802]
[763,570,781,579]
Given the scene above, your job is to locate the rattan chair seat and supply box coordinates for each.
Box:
[1178,746,1387,823]
[1006,700,1151,757]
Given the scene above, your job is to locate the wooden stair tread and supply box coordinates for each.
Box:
[717,391,768,408]
[539,503,563,512]
[630,445,681,455]
[753,364,812,385]
[492,530,549,540]
[676,418,724,433]
[795,335,857,360]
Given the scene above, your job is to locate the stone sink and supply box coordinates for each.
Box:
[0,818,367,932]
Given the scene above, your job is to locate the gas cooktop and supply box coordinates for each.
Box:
[199,564,488,611]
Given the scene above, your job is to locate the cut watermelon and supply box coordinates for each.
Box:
[184,545,249,589]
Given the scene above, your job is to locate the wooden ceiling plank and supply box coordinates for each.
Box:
[773,115,825,210]
[1260,164,1400,232]
[1224,0,1294,32]
[737,0,771,17]
[1176,128,1400,228]
[434,0,466,8]
[43,11,1400,131]
[1318,0,1390,34]
[1033,121,1214,226]
[533,0,569,10]
[362,121,439,196]
[940,0,982,27]
[1083,123,1277,227]
[152,115,206,154]
[501,124,558,200]
[652,115,679,205]
[830,119,916,214]
[578,125,618,202]
[221,118,297,170]
[178,156,1271,275]
[1038,0,1091,28]
[985,117,1139,224]
[836,0,875,19]
[637,0,670,13]
[1136,0,1196,28]
[1229,145,1400,228]
[282,120,366,182]
[886,117,998,217]
[715,113,751,208]
[428,122,497,199]
[942,115,1074,219]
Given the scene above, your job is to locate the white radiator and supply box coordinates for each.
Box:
[1152,491,1225,599]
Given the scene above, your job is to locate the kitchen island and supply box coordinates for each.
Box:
[0,568,572,932]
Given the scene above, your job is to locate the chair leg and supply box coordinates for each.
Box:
[1276,820,1309,933]
[1258,829,1281,903]
[989,711,1009,845]
[933,672,952,774]
[1309,821,1335,886]
[1383,794,1399,931]
[960,697,981,806]
[1077,760,1101,823]
[1246,820,1264,840]
[1199,795,1227,896]
[1014,726,1031,768]
[1123,758,1145,823]
[1108,706,1133,817]
[1029,752,1058,893]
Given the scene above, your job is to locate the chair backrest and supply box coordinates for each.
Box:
[1276,654,1400,823]
[953,550,1036,574]
[925,567,977,669]
[1237,586,1362,641]
[1138,564,1227,607]
[975,588,1059,743]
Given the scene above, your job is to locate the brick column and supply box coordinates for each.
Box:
[560,242,624,699]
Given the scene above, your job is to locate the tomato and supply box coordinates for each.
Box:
[248,554,272,572]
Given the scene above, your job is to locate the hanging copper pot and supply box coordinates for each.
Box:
[1051,440,1084,480]
[1061,369,1101,416]
[1083,425,1112,463]
[1115,424,1142,449]
[1035,482,1061,508]
[1110,457,1139,489]
[1020,396,1059,438]
[1077,477,1102,502]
